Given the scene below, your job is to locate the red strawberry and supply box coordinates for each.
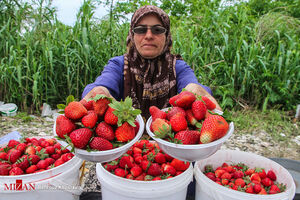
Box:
[261,177,273,187]
[234,178,245,187]
[8,140,20,148]
[7,149,22,163]
[253,184,262,193]
[135,173,146,181]
[104,107,118,125]
[55,115,76,139]
[115,168,127,177]
[130,165,142,177]
[174,130,200,144]
[232,170,244,179]
[147,163,162,176]
[81,110,98,128]
[45,146,55,155]
[119,156,134,169]
[64,101,88,120]
[95,122,115,141]
[166,107,186,120]
[115,122,135,142]
[9,167,24,175]
[69,128,93,149]
[267,169,277,181]
[256,168,267,179]
[61,153,73,162]
[103,162,118,172]
[0,163,11,175]
[152,176,162,181]
[245,168,255,176]
[37,160,49,169]
[250,173,261,183]
[26,165,38,174]
[0,152,7,160]
[163,164,176,176]
[149,106,167,121]
[215,169,226,178]
[170,158,190,171]
[140,160,151,171]
[154,153,166,164]
[51,154,60,160]
[201,96,216,110]
[220,172,232,180]
[186,109,199,126]
[89,137,113,151]
[91,95,110,116]
[134,120,140,134]
[28,154,40,165]
[79,99,94,110]
[169,91,196,108]
[192,100,207,121]
[151,118,171,139]
[14,155,30,171]
[170,113,188,132]
[205,172,216,181]
[45,158,55,165]
[54,158,65,167]
[259,187,267,194]
[200,115,229,143]
[245,185,254,193]
[269,184,281,194]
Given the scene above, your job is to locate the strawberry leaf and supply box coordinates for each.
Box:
[66,95,75,105]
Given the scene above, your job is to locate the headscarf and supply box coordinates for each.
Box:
[123,5,181,119]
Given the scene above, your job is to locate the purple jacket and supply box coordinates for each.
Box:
[82,56,212,100]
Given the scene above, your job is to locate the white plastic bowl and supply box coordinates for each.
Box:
[53,114,145,163]
[146,108,234,162]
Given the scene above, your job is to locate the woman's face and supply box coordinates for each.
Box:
[133,14,166,59]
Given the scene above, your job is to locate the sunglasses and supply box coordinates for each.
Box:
[133,25,167,35]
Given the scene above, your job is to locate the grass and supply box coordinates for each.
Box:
[230,108,300,141]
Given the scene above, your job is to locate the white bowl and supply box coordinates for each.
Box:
[146,109,234,162]
[53,114,145,163]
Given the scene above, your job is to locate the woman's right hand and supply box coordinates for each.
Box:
[83,86,115,101]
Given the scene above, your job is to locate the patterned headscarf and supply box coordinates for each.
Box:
[123,5,181,119]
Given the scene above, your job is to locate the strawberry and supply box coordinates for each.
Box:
[201,96,216,110]
[220,172,232,180]
[234,178,245,187]
[151,118,171,139]
[61,153,73,162]
[141,160,151,171]
[149,106,167,121]
[253,184,262,193]
[166,107,186,120]
[192,100,207,121]
[28,154,40,165]
[69,128,93,149]
[130,165,142,177]
[37,160,49,169]
[54,158,65,167]
[135,173,146,181]
[261,177,273,187]
[163,164,176,176]
[152,176,162,181]
[0,152,7,160]
[174,130,200,144]
[55,115,76,139]
[267,169,277,181]
[269,184,281,194]
[232,170,244,179]
[64,101,88,120]
[170,158,189,171]
[134,120,140,134]
[245,168,255,176]
[89,137,113,151]
[154,153,166,164]
[45,146,55,155]
[205,172,216,181]
[147,163,162,176]
[186,109,199,126]
[259,187,267,194]
[103,161,118,172]
[170,113,187,132]
[51,154,60,160]
[115,168,126,177]
[9,167,24,175]
[95,122,115,141]
[245,185,254,193]
[169,91,196,108]
[8,140,20,148]
[214,169,226,178]
[79,99,94,110]
[119,156,134,169]
[200,115,229,143]
[26,165,38,174]
[250,173,261,183]
[126,174,134,179]
[104,107,118,125]
[45,157,55,165]
[92,95,110,117]
[81,110,98,128]
[115,122,136,142]
[255,167,267,179]
[14,155,30,171]
[0,163,11,175]
[7,149,22,164]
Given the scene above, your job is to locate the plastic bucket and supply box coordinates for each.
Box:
[0,156,84,200]
[96,162,194,200]
[194,150,296,200]
[0,103,18,116]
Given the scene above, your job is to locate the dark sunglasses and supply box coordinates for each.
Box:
[133,26,167,35]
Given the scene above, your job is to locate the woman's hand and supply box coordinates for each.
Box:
[185,83,222,111]
[83,86,115,101]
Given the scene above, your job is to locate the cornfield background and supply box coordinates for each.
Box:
[0,0,299,113]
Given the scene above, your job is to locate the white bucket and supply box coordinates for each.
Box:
[96,162,194,200]
[0,156,84,200]
[194,150,296,200]
[0,103,18,116]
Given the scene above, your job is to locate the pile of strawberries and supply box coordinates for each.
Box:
[103,140,190,181]
[203,162,286,194]
[56,96,141,151]
[0,138,73,176]
[149,90,229,144]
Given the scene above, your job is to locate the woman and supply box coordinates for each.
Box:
[82,5,221,118]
